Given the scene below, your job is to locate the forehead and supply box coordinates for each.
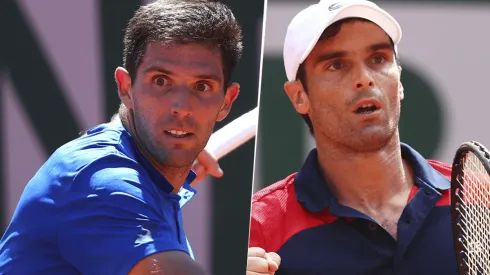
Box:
[138,42,224,78]
[308,21,393,58]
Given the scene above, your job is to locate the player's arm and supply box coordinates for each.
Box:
[129,251,207,275]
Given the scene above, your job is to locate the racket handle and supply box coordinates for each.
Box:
[205,107,258,160]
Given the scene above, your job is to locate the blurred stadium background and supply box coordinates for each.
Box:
[0,0,262,274]
[255,0,490,194]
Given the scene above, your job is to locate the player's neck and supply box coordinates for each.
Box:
[120,112,190,193]
[155,165,192,194]
[316,134,414,211]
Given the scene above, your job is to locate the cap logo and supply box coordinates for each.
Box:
[328,2,342,11]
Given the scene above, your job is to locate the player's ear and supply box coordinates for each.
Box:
[397,65,404,101]
[398,80,404,101]
[399,82,404,100]
[216,83,240,122]
[284,80,310,115]
[115,67,134,109]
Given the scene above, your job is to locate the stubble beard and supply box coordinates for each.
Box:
[315,110,401,156]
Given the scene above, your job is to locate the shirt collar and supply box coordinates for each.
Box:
[111,120,197,207]
[294,142,450,213]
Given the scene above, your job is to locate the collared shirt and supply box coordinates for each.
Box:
[249,143,458,275]
[0,121,197,275]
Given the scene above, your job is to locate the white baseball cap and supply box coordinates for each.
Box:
[283,0,402,82]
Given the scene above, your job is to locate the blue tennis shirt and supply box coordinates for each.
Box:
[0,121,197,274]
[250,143,459,275]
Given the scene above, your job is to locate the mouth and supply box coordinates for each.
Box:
[164,129,192,138]
[353,100,381,115]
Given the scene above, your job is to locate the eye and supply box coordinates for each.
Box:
[327,61,345,71]
[195,82,212,92]
[371,54,386,64]
[153,76,169,86]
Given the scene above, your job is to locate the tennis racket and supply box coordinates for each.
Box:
[204,107,258,160]
[451,141,490,275]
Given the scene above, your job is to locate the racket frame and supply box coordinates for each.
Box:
[450,140,490,275]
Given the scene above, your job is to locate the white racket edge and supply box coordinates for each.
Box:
[205,107,258,160]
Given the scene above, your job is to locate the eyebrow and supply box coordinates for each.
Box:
[369,42,395,53]
[314,51,347,64]
[142,64,223,83]
[314,42,395,64]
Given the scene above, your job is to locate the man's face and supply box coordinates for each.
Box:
[286,21,403,152]
[120,42,238,168]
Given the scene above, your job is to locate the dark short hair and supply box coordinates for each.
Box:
[122,0,243,87]
[296,17,400,135]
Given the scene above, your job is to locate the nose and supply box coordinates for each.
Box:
[170,88,192,118]
[354,64,375,91]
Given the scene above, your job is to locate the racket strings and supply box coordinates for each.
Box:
[456,152,490,274]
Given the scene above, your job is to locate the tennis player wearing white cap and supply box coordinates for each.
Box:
[245,0,458,274]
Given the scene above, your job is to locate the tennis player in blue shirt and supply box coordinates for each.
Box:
[0,0,242,274]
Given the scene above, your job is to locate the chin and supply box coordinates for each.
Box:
[347,127,397,152]
[157,148,197,168]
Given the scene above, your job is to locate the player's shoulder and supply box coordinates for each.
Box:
[59,122,128,155]
[427,159,452,181]
[50,122,136,169]
[29,122,145,193]
[251,173,302,222]
[252,173,297,203]
[250,172,324,252]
